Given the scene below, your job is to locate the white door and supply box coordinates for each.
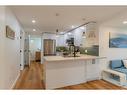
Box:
[28,35,31,67]
[24,35,31,67]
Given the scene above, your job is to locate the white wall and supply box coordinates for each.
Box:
[56,35,66,46]
[73,28,85,46]
[99,26,127,68]
[30,37,41,61]
[0,6,6,89]
[0,7,24,89]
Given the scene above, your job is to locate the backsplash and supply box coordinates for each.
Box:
[56,45,99,56]
[80,45,99,56]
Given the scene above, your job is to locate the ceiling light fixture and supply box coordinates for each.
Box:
[33,29,36,31]
[56,29,59,33]
[56,29,59,37]
[32,20,36,23]
[123,21,127,24]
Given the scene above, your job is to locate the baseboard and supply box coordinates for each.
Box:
[10,71,20,89]
[86,77,100,82]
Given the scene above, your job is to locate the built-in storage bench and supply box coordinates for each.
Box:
[102,69,126,86]
[102,60,127,87]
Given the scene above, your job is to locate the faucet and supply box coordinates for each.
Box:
[68,45,78,57]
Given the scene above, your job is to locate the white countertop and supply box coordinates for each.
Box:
[43,54,106,62]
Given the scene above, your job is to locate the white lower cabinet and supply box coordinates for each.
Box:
[44,59,101,89]
[86,60,100,81]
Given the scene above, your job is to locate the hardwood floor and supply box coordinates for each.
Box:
[14,62,126,90]
[14,61,45,89]
[57,80,126,90]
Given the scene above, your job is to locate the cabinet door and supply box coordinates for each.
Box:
[86,60,100,81]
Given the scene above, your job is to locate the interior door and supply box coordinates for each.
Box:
[24,35,30,67]
[28,35,31,67]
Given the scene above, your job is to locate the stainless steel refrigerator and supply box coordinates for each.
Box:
[43,39,56,56]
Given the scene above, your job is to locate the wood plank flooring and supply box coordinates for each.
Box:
[14,62,45,89]
[57,80,126,90]
[14,62,126,90]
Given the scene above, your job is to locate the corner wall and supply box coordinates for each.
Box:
[0,6,6,89]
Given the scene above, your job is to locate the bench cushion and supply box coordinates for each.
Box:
[114,67,127,74]
[114,67,127,79]
[110,60,124,69]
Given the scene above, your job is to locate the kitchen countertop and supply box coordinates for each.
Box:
[43,54,106,62]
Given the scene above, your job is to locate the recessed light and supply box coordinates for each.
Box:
[32,20,36,23]
[123,21,127,24]
[71,25,75,28]
[33,29,36,31]
[68,32,72,35]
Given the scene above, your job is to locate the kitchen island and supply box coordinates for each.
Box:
[43,54,106,89]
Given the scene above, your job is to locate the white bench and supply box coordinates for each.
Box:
[102,69,127,86]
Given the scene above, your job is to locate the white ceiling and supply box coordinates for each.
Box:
[100,10,127,29]
[10,6,127,34]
